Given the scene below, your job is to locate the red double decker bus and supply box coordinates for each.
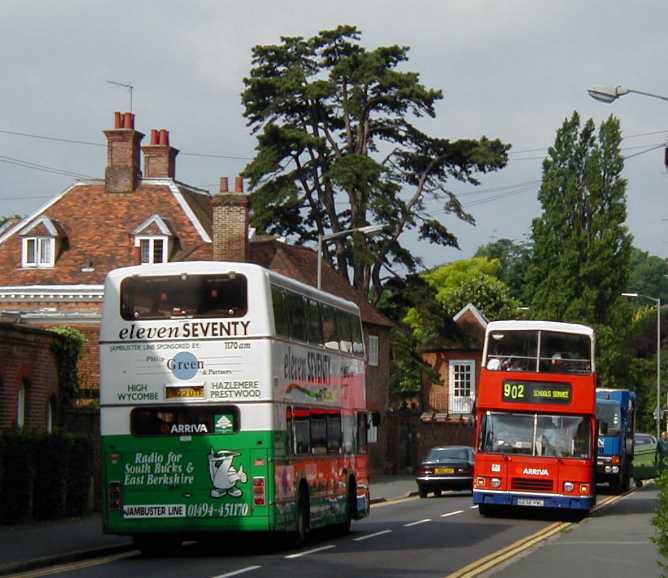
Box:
[473,321,596,515]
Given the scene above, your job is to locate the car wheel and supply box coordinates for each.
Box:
[433,489,442,497]
[418,486,428,499]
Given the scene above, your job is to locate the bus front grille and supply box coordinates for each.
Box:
[511,478,553,492]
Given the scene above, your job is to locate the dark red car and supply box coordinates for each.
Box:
[416,445,475,498]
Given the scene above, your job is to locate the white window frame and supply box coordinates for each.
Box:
[22,236,55,268]
[136,236,169,264]
[448,360,475,414]
[368,335,379,367]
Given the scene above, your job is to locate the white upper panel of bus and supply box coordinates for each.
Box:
[485,320,594,338]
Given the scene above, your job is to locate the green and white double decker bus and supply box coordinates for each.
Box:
[100,262,372,553]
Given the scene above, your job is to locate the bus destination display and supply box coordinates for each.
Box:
[502,380,571,404]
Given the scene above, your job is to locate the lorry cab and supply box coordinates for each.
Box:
[595,389,635,493]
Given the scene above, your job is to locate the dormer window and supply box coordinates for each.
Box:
[19,216,64,269]
[138,237,167,264]
[132,215,174,265]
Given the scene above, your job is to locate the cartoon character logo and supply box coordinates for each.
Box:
[208,449,247,498]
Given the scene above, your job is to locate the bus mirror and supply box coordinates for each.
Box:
[599,421,608,436]
[371,411,381,428]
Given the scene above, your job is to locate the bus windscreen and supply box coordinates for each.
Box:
[481,412,591,458]
[120,274,247,320]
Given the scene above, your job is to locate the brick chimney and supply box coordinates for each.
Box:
[212,176,249,262]
[103,112,144,193]
[142,128,179,178]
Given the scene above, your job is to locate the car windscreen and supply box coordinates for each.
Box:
[426,448,470,462]
[120,273,247,320]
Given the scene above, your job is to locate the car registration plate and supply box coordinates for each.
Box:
[435,467,454,474]
[517,498,544,507]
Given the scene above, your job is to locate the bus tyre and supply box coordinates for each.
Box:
[620,464,631,492]
[133,534,181,556]
[293,489,310,547]
[336,479,356,535]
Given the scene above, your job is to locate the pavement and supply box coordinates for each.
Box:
[0,475,418,576]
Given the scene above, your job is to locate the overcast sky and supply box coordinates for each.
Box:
[2,0,667,269]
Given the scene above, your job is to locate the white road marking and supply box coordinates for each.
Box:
[470,505,479,509]
[353,529,393,541]
[441,509,465,518]
[403,518,432,527]
[284,545,336,559]
[211,566,262,578]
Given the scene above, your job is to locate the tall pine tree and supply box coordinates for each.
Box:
[525,112,632,386]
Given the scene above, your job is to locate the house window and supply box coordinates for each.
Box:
[368,335,379,367]
[449,360,475,414]
[138,237,168,264]
[17,382,27,430]
[22,237,55,268]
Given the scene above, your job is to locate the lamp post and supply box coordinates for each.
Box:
[622,292,662,438]
[588,85,668,104]
[317,225,384,289]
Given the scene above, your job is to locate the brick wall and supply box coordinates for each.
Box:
[0,323,59,431]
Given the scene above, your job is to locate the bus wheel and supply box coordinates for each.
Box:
[336,479,356,535]
[293,489,310,547]
[620,464,631,492]
[133,534,181,556]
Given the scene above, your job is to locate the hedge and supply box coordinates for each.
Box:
[0,431,95,523]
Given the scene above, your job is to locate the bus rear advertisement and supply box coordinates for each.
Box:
[100,262,373,553]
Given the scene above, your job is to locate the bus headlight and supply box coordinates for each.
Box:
[580,483,590,495]
[475,477,486,488]
[491,478,501,488]
[564,482,574,493]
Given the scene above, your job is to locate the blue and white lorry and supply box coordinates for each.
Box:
[596,388,636,493]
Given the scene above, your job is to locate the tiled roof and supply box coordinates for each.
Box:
[248,239,393,328]
[0,180,211,285]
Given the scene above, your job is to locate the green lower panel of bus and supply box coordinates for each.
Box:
[102,432,350,536]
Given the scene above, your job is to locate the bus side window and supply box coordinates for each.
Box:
[327,413,342,454]
[287,292,307,342]
[357,412,368,454]
[271,286,290,338]
[337,311,353,353]
[294,409,310,455]
[306,299,324,345]
[351,315,364,356]
[322,304,340,350]
[286,407,295,456]
[311,413,327,455]
[342,414,355,454]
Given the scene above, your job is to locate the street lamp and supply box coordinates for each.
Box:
[622,292,662,438]
[317,225,384,289]
[588,85,668,104]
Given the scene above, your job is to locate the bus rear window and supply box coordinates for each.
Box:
[131,406,239,436]
[120,274,247,320]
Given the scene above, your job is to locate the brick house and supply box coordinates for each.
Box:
[0,112,392,469]
[420,303,488,423]
[0,319,59,431]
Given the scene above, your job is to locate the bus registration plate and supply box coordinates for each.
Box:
[517,497,544,507]
[165,385,204,399]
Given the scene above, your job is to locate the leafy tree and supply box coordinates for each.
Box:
[628,247,668,304]
[404,257,519,340]
[474,238,531,299]
[524,112,633,387]
[241,25,510,302]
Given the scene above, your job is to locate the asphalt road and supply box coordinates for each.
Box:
[27,491,563,578]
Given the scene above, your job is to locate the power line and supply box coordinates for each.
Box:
[0,155,95,180]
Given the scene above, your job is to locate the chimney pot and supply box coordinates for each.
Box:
[150,129,159,145]
[114,111,123,129]
[220,177,229,193]
[159,129,169,146]
[235,176,243,193]
[122,112,135,129]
